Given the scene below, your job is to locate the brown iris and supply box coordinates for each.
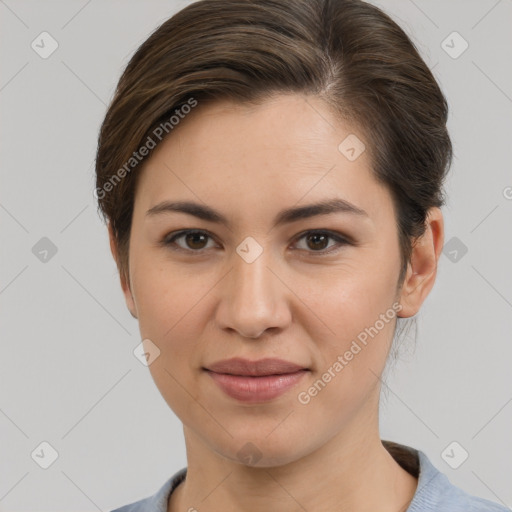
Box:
[305,233,329,251]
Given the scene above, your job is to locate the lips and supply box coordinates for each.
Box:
[205,357,307,376]
[204,357,309,403]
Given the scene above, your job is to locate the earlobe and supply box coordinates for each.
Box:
[107,222,138,319]
[397,208,444,318]
[120,272,138,320]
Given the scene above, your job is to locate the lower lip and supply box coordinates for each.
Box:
[206,370,308,403]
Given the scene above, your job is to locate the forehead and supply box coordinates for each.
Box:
[134,94,394,226]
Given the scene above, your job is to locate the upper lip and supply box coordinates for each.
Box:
[205,357,308,376]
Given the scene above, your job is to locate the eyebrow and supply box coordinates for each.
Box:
[145,198,368,227]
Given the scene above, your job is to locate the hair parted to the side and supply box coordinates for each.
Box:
[95,0,452,294]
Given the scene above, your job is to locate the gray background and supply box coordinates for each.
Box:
[1,0,511,510]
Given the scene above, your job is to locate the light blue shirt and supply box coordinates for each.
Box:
[111,443,509,511]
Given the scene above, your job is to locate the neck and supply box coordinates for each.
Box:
[168,419,418,512]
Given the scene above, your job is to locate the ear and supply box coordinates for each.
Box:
[397,207,444,318]
[108,222,138,319]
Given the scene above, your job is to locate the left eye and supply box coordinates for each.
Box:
[293,230,349,253]
[162,229,349,254]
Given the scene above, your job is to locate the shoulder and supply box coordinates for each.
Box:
[110,497,151,512]
[422,476,510,512]
[110,468,187,512]
[465,495,511,512]
[403,445,508,512]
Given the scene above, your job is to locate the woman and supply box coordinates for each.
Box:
[95,0,508,510]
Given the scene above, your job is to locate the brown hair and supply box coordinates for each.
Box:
[95,0,452,291]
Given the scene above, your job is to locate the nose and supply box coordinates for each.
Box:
[215,246,292,339]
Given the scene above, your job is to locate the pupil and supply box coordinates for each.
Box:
[308,233,328,250]
[187,233,206,249]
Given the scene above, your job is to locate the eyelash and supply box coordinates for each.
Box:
[161,229,351,256]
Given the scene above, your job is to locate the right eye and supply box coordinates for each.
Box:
[161,229,219,253]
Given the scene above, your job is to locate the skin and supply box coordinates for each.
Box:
[108,94,444,512]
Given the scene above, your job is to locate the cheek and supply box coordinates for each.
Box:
[301,256,399,387]
[133,255,200,333]
[309,262,398,337]
[133,265,210,415]
[131,261,211,377]
[296,286,397,432]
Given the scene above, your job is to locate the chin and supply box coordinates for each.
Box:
[213,431,311,469]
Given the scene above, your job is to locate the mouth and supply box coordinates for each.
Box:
[204,357,308,376]
[203,358,310,403]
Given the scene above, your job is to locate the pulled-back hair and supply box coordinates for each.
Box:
[95,0,452,290]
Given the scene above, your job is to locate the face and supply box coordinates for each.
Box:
[119,94,409,467]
